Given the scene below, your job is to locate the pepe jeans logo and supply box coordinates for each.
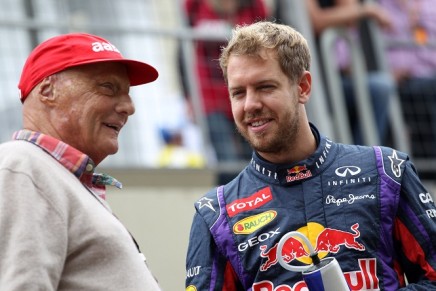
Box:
[335,166,361,177]
[326,194,376,206]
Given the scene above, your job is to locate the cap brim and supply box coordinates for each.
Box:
[120,59,159,86]
[71,58,159,86]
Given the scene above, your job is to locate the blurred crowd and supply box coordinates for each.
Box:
[168,0,436,182]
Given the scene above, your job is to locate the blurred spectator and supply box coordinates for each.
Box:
[181,0,269,183]
[157,129,206,168]
[303,0,396,145]
[378,0,436,158]
[156,95,206,168]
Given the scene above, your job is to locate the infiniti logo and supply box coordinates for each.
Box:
[329,166,369,186]
[335,166,361,177]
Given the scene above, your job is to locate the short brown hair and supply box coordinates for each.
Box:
[219,21,311,83]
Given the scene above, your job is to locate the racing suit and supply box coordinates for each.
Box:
[185,124,436,290]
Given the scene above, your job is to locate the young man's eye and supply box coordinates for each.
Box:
[260,85,274,91]
[231,91,243,98]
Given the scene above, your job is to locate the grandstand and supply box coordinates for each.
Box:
[0,0,434,289]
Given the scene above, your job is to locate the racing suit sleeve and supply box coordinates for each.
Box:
[186,212,243,291]
[394,160,436,290]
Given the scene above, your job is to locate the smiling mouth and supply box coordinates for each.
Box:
[249,119,270,127]
[104,123,121,132]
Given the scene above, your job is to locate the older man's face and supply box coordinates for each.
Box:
[52,62,134,164]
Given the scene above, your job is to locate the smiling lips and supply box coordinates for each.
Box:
[247,117,273,134]
[104,122,123,133]
[250,119,269,127]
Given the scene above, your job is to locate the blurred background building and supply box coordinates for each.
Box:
[0,0,435,290]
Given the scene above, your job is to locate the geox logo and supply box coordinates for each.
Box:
[92,42,121,53]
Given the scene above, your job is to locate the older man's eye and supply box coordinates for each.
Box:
[100,83,116,94]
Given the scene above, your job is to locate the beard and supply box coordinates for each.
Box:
[236,107,300,155]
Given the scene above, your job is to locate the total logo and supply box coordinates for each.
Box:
[259,222,365,270]
[227,186,273,217]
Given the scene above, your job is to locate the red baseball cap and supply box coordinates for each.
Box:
[18,32,159,102]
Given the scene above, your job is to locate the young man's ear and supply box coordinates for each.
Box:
[298,71,312,104]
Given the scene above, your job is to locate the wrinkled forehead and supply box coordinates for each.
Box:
[66,62,128,74]
[61,62,129,82]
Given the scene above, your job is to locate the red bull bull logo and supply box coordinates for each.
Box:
[259,237,309,271]
[287,165,308,174]
[259,223,365,271]
[286,165,312,182]
[256,223,377,290]
[315,223,365,253]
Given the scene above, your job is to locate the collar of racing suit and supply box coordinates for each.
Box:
[249,123,337,186]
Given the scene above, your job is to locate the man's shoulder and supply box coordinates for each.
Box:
[375,146,410,182]
[0,139,38,150]
[194,170,246,202]
[0,140,48,158]
[337,143,410,181]
[335,143,393,159]
[0,140,40,158]
[0,140,60,171]
[193,186,221,226]
[335,142,372,151]
[193,172,261,222]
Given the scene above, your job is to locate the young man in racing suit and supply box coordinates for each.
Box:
[185,21,436,290]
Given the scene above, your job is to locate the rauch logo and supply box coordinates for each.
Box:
[233,210,277,234]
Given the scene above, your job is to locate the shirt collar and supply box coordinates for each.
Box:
[13,130,122,189]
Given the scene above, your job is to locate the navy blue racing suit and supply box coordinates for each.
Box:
[185,124,436,290]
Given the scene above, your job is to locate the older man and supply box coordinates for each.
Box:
[0,33,161,290]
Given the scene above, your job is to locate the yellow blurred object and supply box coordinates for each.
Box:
[413,25,428,45]
[157,145,205,169]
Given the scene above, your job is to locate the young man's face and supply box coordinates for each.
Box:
[51,62,134,164]
[226,50,303,157]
